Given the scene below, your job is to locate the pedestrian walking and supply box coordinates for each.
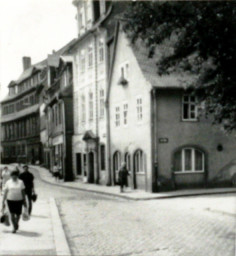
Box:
[1,170,27,233]
[0,167,11,195]
[118,162,130,193]
[19,165,35,215]
[53,162,60,181]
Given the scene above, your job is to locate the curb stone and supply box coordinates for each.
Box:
[31,166,236,201]
[49,197,71,256]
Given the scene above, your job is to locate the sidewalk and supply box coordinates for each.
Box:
[0,196,70,256]
[31,165,236,200]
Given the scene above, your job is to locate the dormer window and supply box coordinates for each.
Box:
[118,62,129,86]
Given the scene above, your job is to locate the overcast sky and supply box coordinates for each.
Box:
[0,0,77,100]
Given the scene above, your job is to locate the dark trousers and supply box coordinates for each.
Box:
[25,192,32,215]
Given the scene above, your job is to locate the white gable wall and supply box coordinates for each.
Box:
[109,28,153,191]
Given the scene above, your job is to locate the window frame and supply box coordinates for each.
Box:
[98,38,104,63]
[123,102,128,126]
[174,147,205,174]
[89,92,94,121]
[115,106,120,127]
[136,96,143,122]
[88,44,93,68]
[182,95,198,121]
[99,89,105,119]
[134,149,145,174]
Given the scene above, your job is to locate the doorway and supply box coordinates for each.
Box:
[76,153,82,176]
[88,152,94,183]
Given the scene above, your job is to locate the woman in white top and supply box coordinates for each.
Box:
[1,170,27,233]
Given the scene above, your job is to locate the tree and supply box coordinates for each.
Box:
[123,1,236,132]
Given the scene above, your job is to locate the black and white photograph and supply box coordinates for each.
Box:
[0,0,235,255]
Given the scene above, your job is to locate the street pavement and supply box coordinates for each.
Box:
[0,166,235,256]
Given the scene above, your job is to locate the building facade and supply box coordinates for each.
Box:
[108,23,236,192]
[0,57,46,164]
[43,51,74,181]
[66,0,127,184]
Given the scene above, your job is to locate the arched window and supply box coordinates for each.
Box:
[174,147,205,173]
[124,152,131,171]
[113,151,121,172]
[134,150,145,173]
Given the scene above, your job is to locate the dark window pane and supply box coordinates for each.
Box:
[174,150,182,171]
[184,149,192,171]
[183,104,189,119]
[195,150,203,171]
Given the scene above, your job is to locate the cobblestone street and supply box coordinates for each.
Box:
[58,194,235,256]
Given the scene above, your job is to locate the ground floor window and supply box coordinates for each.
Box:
[134,150,145,173]
[174,147,205,172]
[76,153,82,175]
[113,151,121,172]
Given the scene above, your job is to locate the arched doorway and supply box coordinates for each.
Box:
[133,149,145,189]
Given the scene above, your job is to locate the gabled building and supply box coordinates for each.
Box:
[63,0,128,184]
[0,57,46,164]
[108,22,236,192]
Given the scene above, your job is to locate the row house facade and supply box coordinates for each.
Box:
[1,57,46,164]
[44,55,74,181]
[107,22,236,192]
[64,0,127,184]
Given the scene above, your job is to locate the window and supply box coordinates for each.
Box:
[134,150,145,173]
[125,152,131,171]
[123,103,128,125]
[100,89,105,118]
[113,151,121,172]
[100,145,106,171]
[121,62,129,79]
[81,95,86,123]
[98,39,104,62]
[88,45,93,67]
[182,95,198,121]
[174,148,205,173]
[137,97,143,121]
[86,0,92,22]
[115,107,120,127]
[89,92,93,121]
[80,50,86,73]
[79,7,85,29]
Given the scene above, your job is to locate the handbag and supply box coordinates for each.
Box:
[22,207,30,221]
[31,193,38,202]
[0,210,10,226]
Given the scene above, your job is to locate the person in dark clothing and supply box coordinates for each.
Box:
[19,165,35,215]
[118,162,130,193]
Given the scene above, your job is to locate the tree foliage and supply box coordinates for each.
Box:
[123,1,236,132]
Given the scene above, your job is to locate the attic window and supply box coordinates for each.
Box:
[118,62,129,86]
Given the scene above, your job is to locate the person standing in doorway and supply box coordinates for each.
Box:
[1,170,27,233]
[19,165,35,215]
[118,162,130,193]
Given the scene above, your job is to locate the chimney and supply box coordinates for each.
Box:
[22,56,31,71]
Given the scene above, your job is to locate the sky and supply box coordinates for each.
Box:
[0,0,77,100]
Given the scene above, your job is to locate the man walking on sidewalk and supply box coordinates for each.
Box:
[19,165,35,215]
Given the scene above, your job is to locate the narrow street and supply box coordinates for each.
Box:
[1,168,235,256]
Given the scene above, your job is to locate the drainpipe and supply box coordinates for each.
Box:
[151,88,158,192]
[94,31,100,184]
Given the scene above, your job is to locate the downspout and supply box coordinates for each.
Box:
[61,99,67,181]
[94,31,100,184]
[151,88,158,192]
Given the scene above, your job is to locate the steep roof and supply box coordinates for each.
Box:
[131,39,197,89]
[1,39,76,103]
[109,21,197,91]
